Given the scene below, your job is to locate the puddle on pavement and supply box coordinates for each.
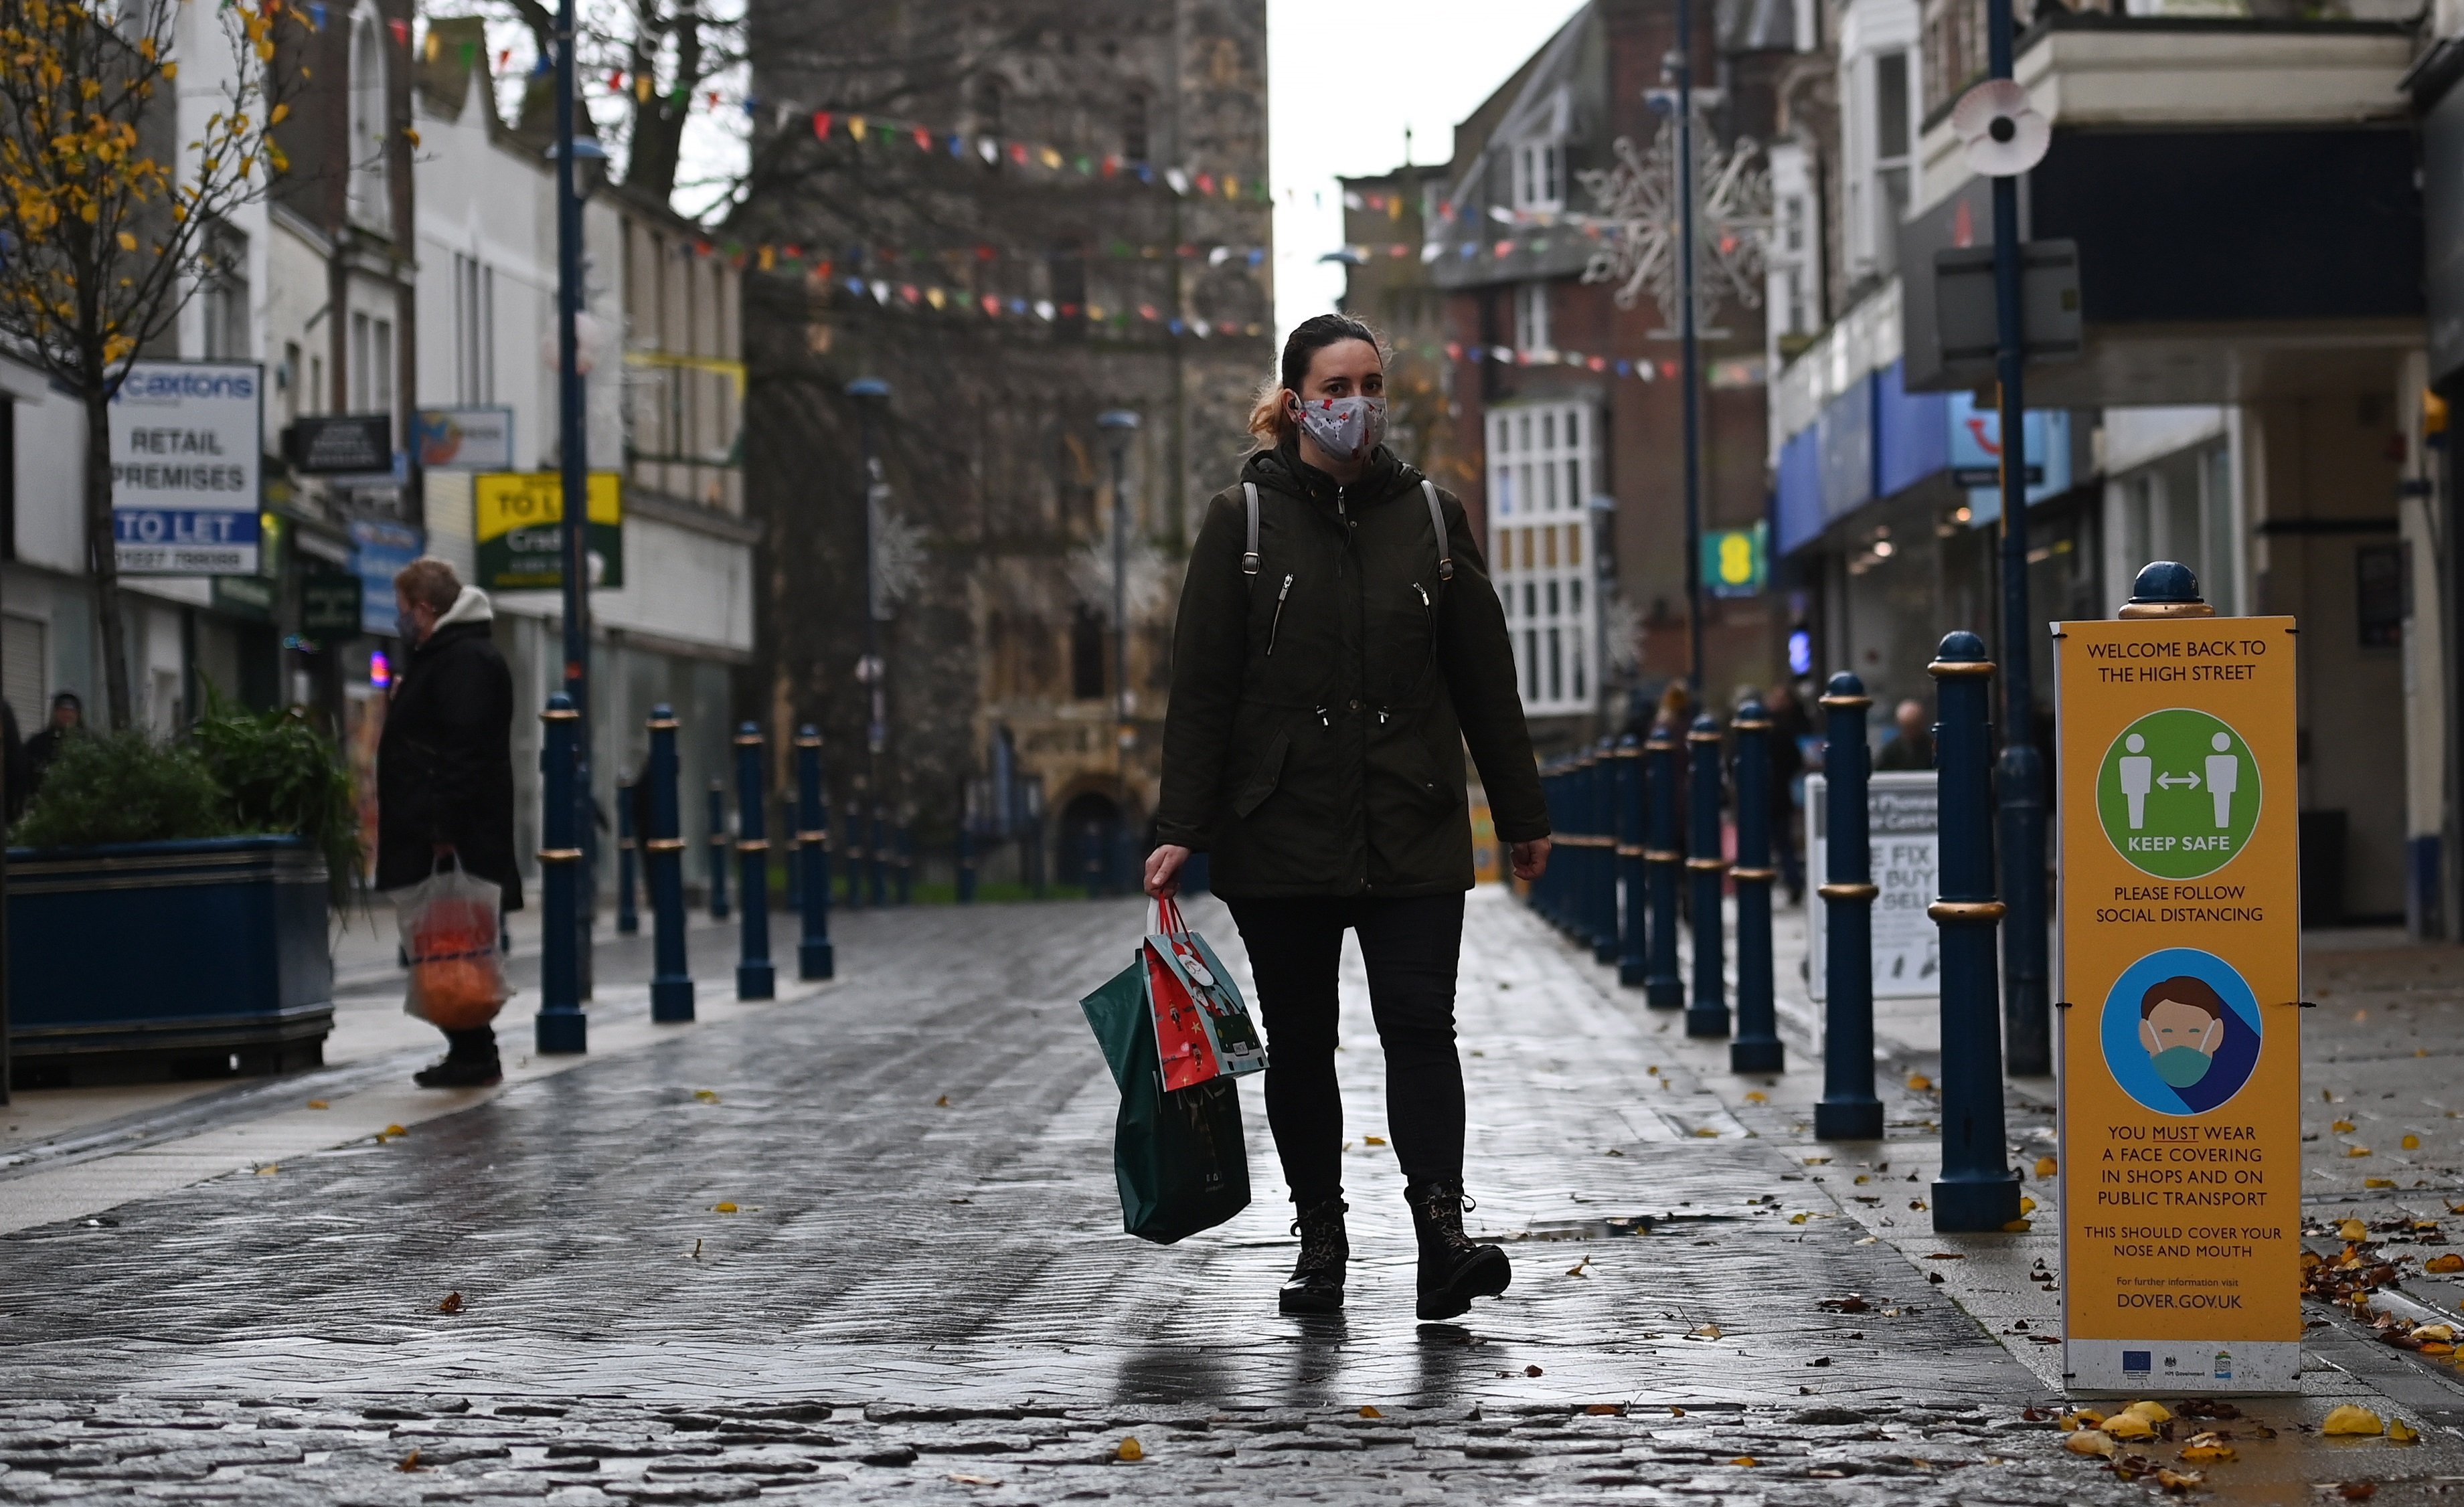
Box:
[1505,1213,1745,1242]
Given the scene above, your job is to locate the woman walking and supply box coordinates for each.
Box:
[1145,314,1551,1320]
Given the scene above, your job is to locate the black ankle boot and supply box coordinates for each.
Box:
[1279,1199,1348,1315]
[1406,1178,1511,1321]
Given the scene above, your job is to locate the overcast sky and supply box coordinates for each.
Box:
[1265,0,1590,339]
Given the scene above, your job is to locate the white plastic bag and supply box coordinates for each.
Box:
[394,862,512,1029]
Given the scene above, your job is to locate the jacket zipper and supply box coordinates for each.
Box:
[1265,573,1294,656]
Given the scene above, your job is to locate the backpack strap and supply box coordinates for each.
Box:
[1422,480,1454,582]
[1241,482,1261,578]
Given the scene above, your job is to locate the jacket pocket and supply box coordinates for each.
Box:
[1230,730,1291,818]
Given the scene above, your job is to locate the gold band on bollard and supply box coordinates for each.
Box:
[1817,693,1871,710]
[1555,834,1616,849]
[645,838,687,852]
[2119,600,2217,620]
[795,734,823,748]
[1927,899,2008,922]
[732,733,764,747]
[795,830,830,845]
[1927,658,1997,679]
[1732,717,1772,731]
[1818,881,1879,901]
[1615,843,1646,858]
[1686,857,1729,873]
[735,838,770,853]
[540,706,580,723]
[1687,728,1722,745]
[1730,866,1779,882]
[1612,745,1641,759]
[538,847,584,863]
[647,718,680,731]
[1643,849,1683,864]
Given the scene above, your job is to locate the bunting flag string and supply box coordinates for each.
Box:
[793,267,1266,341]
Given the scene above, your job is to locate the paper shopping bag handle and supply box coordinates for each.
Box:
[1149,895,1187,938]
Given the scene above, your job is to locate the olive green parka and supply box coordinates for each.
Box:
[1153,440,1550,898]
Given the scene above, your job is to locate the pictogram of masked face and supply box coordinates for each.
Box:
[2139,976,2228,1089]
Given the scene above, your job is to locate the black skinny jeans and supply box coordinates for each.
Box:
[1224,891,1467,1209]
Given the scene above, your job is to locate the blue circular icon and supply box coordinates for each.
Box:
[2100,948,2263,1117]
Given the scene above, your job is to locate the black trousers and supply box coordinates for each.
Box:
[1224,891,1467,1209]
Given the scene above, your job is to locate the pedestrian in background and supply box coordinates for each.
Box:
[378,558,521,1088]
[1145,313,1550,1322]
[1763,681,1809,905]
[1877,697,1934,771]
[22,690,81,799]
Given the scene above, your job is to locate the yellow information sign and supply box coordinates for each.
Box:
[2054,613,2301,1393]
[474,470,624,590]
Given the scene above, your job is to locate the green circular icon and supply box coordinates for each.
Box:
[2096,709,2260,879]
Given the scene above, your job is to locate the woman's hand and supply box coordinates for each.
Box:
[1510,838,1551,882]
[1145,843,1193,898]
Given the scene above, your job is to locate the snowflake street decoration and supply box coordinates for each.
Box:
[1579,114,1773,337]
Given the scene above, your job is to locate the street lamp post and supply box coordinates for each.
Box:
[541,0,604,1039]
[1985,0,2051,1078]
[1673,0,1705,699]
[847,377,891,843]
[1098,410,1140,894]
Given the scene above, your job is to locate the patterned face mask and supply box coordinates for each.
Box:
[1292,393,1388,463]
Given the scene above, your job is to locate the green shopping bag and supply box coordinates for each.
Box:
[1080,952,1252,1244]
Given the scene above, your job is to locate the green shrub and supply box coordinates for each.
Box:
[189,687,362,905]
[10,731,225,849]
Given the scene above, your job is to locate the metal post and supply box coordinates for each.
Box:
[551,0,594,1006]
[1928,632,2024,1231]
[614,778,639,936]
[1730,699,1782,1072]
[1643,727,1685,1009]
[733,722,775,1000]
[1100,410,1141,909]
[848,377,892,918]
[706,779,730,920]
[842,778,866,909]
[1686,713,1730,1038]
[1675,0,1706,696]
[870,804,889,907]
[534,694,588,1053]
[1986,0,2050,1079]
[1591,740,1620,964]
[1813,673,1881,1138]
[795,725,833,981]
[645,707,694,1023]
[1617,733,1649,988]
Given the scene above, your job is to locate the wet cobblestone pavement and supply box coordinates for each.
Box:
[0,893,2453,1501]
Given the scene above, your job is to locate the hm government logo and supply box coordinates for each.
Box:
[2096,709,2258,881]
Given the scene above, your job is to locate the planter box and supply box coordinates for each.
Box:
[5,836,334,1086]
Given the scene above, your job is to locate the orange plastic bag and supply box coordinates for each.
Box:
[396,863,512,1031]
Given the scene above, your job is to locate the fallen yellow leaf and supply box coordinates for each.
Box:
[436,1292,463,1314]
[693,1089,720,1103]
[2003,1219,2032,1232]
[2335,1120,2357,1133]
[254,1164,278,1176]
[1789,1213,1809,1225]
[2123,1401,2172,1424]
[1115,1437,1144,1462]
[1745,1091,1768,1103]
[1693,1128,1719,1138]
[2427,1253,2464,1274]
[306,1099,329,1110]
[1690,1322,1723,1340]
[1906,1073,1933,1091]
[2060,1409,2105,1431]
[2348,1146,2374,1158]
[2366,1178,2396,1189]
[2020,1196,2038,1213]
[2155,1468,2205,1492]
[2414,1322,2457,1340]
[936,1095,951,1107]
[2390,1419,2420,1444]
[712,1202,740,1213]
[1364,1135,1388,1146]
[382,1124,408,1138]
[398,1447,424,1472]
[2341,1219,2370,1241]
[1730,1455,1758,1467]
[2065,1429,2117,1457]
[2035,1155,2057,1177]
[2404,1134,2421,1150]
[2322,1404,2384,1437]
[1358,1405,1382,1418]
[2103,1413,2155,1441]
[2180,1439,2236,1464]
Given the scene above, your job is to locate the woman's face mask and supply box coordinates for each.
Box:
[1292,393,1388,464]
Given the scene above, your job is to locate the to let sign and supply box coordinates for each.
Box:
[2054,612,2301,1395]
[474,471,624,591]
[110,360,262,574]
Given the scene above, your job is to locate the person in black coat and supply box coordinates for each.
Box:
[378,557,520,1088]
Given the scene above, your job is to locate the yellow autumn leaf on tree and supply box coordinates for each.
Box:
[114,231,133,250]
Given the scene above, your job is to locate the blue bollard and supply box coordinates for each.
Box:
[732,723,776,1000]
[1643,727,1685,1010]
[614,778,639,936]
[870,805,890,908]
[957,825,977,904]
[706,780,730,921]
[795,726,834,981]
[1927,632,2023,1232]
[1730,700,1783,1073]
[1686,714,1730,1039]
[1534,759,1560,926]
[535,695,588,1054]
[1814,674,1883,1140]
[645,707,695,1023]
[1616,733,1648,988]
[1590,741,1619,964]
[842,785,866,909]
